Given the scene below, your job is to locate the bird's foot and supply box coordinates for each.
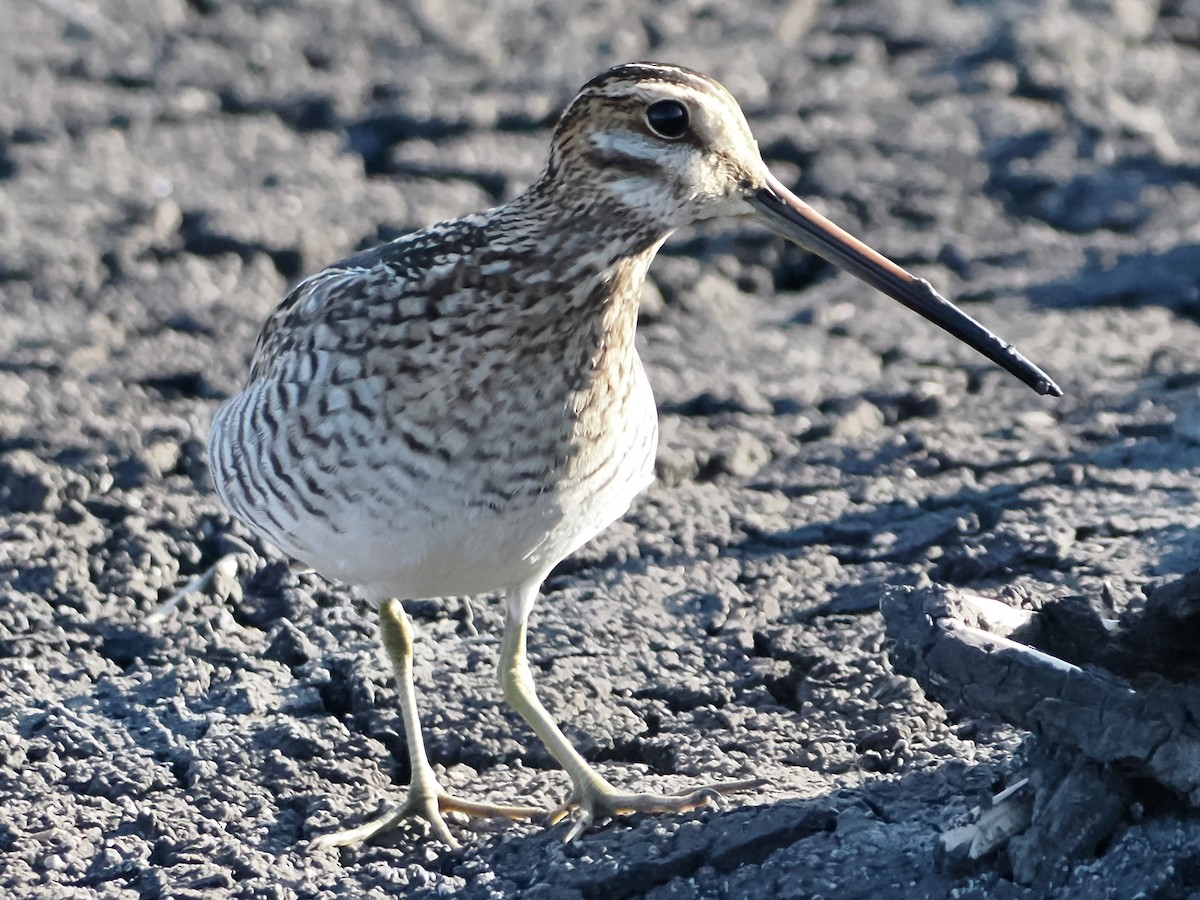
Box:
[309,771,544,850]
[548,773,766,842]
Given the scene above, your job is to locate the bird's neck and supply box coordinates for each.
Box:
[488,180,667,391]
[510,172,673,274]
[484,178,667,327]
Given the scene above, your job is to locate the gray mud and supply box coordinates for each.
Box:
[2,0,1199,897]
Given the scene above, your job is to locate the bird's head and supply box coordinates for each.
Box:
[547,62,767,228]
[543,62,1061,398]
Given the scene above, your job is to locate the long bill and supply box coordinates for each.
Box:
[747,171,1062,397]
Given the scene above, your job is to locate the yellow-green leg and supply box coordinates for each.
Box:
[498,586,765,842]
[309,599,543,850]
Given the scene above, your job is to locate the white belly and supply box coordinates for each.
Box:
[208,356,659,601]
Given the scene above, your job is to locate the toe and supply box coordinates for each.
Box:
[439,793,544,822]
[421,801,460,848]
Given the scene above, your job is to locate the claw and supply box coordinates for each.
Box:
[563,812,592,843]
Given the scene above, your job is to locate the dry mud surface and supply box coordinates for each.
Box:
[3,0,1200,897]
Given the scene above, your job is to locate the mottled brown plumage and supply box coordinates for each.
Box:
[208,62,1059,848]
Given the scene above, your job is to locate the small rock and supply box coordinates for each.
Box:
[701,431,771,480]
[0,450,58,513]
[831,400,885,441]
[1170,394,1200,444]
[264,620,318,667]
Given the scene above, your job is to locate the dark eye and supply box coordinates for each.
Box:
[645,99,689,139]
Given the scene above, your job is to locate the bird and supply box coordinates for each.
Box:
[207,61,1061,848]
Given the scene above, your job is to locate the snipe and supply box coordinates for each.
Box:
[208,61,1060,848]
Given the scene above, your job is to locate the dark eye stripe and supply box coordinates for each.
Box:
[580,145,664,177]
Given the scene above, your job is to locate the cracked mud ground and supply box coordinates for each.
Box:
[2,0,1199,897]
